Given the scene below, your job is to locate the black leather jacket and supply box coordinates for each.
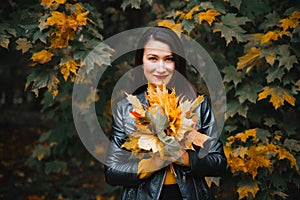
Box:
[104,90,227,200]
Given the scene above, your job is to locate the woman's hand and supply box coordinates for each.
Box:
[173,150,190,166]
[162,149,191,167]
[138,153,166,179]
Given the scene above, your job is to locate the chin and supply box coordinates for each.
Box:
[152,81,165,86]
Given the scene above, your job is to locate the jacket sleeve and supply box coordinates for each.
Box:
[187,97,227,177]
[104,99,143,187]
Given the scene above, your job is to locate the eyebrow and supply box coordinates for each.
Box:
[146,53,173,57]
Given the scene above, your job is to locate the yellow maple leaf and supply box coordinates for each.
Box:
[74,11,89,27]
[59,59,81,81]
[231,129,257,143]
[258,86,295,109]
[31,49,54,64]
[0,36,10,49]
[185,5,200,20]
[205,177,220,188]
[280,11,300,31]
[237,47,261,72]
[121,137,141,153]
[276,145,299,170]
[197,9,221,26]
[254,30,289,44]
[15,38,33,54]
[157,20,183,37]
[237,182,259,200]
[261,31,280,44]
[44,11,66,27]
[49,30,75,49]
[40,0,66,7]
[175,10,185,21]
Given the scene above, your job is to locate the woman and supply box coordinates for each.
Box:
[104,26,227,200]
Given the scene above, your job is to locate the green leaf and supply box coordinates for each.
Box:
[235,82,262,103]
[259,11,280,31]
[266,66,285,83]
[222,65,243,87]
[45,160,67,174]
[182,19,195,33]
[282,71,298,86]
[213,13,250,45]
[274,45,298,71]
[146,107,169,133]
[83,42,113,74]
[39,131,52,143]
[32,30,48,44]
[227,0,242,10]
[121,0,141,10]
[25,70,59,98]
[284,138,300,152]
[240,0,273,21]
[271,171,288,190]
[224,125,238,132]
[146,107,181,153]
[38,13,50,31]
[226,100,248,119]
[0,23,17,37]
[199,2,214,10]
[19,24,38,38]
[32,144,51,161]
[278,55,298,71]
[264,118,276,127]
[256,129,271,143]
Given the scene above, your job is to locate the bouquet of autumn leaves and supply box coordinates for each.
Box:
[122,83,210,160]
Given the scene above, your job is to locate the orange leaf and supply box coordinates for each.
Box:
[237,182,259,200]
[237,47,261,72]
[121,137,141,153]
[31,50,54,64]
[280,11,300,31]
[197,9,220,26]
[258,86,295,109]
[40,0,66,7]
[59,59,81,81]
[157,20,183,37]
[185,5,200,20]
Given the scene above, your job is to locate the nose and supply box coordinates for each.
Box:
[156,60,166,73]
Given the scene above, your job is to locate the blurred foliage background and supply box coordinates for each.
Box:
[0,0,300,199]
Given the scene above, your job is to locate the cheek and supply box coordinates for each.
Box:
[143,64,155,73]
[165,63,176,72]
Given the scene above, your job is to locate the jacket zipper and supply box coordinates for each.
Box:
[192,178,200,200]
[182,171,186,182]
[156,168,167,200]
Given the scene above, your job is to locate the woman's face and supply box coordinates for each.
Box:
[142,40,175,86]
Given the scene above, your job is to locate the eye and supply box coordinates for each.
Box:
[165,57,174,62]
[148,56,157,61]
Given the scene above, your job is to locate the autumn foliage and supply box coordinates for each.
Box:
[122,83,207,156]
[1,0,299,199]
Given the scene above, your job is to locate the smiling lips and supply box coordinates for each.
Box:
[154,75,169,79]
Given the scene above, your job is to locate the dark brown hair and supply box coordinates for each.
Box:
[134,26,187,78]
